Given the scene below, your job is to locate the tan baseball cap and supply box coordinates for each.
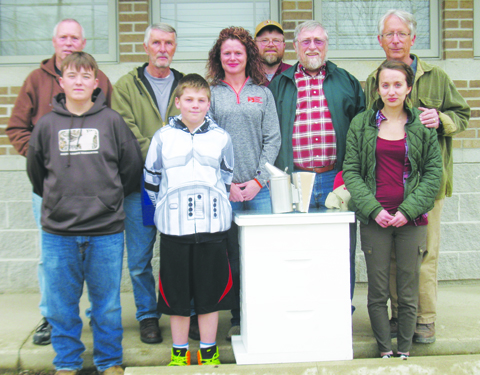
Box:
[254,20,284,38]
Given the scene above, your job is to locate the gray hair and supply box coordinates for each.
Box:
[293,20,329,44]
[144,23,177,45]
[53,19,85,40]
[378,9,417,37]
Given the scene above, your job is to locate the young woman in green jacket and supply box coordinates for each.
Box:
[343,61,442,359]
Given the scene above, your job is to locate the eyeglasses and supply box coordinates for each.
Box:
[257,39,284,46]
[298,38,326,48]
[381,32,411,40]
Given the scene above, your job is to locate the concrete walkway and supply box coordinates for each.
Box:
[1,284,480,373]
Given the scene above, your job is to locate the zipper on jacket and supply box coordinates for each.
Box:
[221,78,249,104]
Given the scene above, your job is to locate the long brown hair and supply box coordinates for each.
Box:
[206,26,266,86]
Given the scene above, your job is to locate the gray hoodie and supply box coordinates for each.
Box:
[209,78,281,186]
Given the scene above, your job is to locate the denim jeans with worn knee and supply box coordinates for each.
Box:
[32,192,48,317]
[228,187,271,326]
[42,231,124,372]
[123,192,160,321]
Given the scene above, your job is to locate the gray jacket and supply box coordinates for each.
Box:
[209,78,281,186]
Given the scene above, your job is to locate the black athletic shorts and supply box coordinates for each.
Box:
[157,234,235,316]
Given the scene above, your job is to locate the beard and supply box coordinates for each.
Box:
[299,53,327,72]
[153,53,171,68]
[261,52,283,67]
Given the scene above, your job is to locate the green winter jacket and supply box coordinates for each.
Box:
[112,64,184,161]
[268,61,365,174]
[343,106,442,225]
[364,55,470,199]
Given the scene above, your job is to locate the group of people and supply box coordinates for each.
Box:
[5,8,469,374]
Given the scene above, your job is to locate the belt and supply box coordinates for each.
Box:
[296,164,336,174]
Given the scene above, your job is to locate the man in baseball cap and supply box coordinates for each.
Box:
[254,20,291,86]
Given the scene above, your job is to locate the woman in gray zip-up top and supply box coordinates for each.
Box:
[206,26,281,339]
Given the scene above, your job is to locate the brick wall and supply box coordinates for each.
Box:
[0,86,20,156]
[443,0,474,59]
[118,0,149,63]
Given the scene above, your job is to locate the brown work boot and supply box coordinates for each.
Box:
[139,318,163,344]
[99,365,124,375]
[413,323,436,344]
[389,318,398,339]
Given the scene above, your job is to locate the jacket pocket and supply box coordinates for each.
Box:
[419,98,442,110]
[48,196,114,225]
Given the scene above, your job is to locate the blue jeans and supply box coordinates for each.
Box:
[228,187,271,326]
[42,232,124,371]
[123,192,160,321]
[307,169,357,308]
[32,192,47,317]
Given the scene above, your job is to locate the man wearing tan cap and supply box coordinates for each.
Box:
[254,20,291,86]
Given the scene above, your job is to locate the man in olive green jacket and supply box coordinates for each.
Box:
[112,23,184,345]
[365,9,470,344]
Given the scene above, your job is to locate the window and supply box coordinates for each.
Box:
[0,0,117,64]
[313,0,439,59]
[151,0,279,61]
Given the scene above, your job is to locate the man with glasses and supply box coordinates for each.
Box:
[254,20,291,86]
[269,20,365,308]
[365,9,470,344]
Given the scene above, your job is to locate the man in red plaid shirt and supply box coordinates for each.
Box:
[269,20,365,308]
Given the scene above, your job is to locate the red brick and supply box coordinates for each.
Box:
[452,139,462,148]
[298,2,312,10]
[463,139,480,148]
[454,129,476,138]
[444,20,459,29]
[283,21,296,30]
[134,3,148,12]
[119,24,133,33]
[460,20,473,28]
[120,45,133,53]
[118,3,132,13]
[0,97,16,105]
[453,80,468,88]
[283,2,296,10]
[458,89,480,98]
[120,54,148,63]
[468,119,480,128]
[444,50,474,59]
[119,13,148,23]
[469,80,480,88]
[444,1,460,10]
[444,10,473,19]
[282,11,312,20]
[443,40,458,49]
[119,34,144,43]
[134,23,149,33]
[444,30,473,39]
[459,40,473,48]
[10,87,21,95]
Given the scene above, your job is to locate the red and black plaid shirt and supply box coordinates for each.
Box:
[293,64,336,169]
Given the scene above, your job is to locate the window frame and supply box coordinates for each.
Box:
[313,0,439,59]
[0,0,118,65]
[150,0,279,61]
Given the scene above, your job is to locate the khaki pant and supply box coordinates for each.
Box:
[390,198,444,324]
[361,221,425,353]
